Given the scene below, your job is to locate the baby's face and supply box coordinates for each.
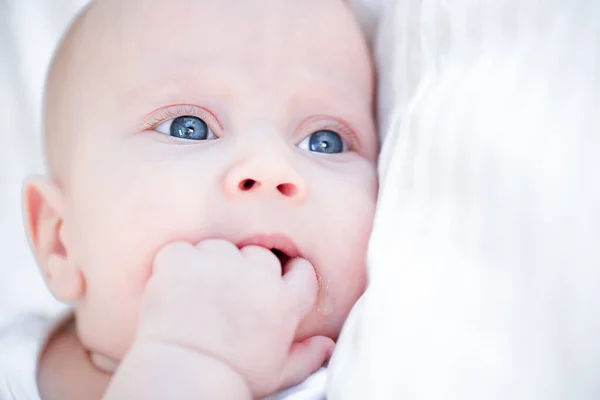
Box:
[55,0,377,360]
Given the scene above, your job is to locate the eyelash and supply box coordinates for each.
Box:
[143,105,220,133]
[142,106,360,150]
[310,120,360,152]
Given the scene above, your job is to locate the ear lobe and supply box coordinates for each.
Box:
[23,176,84,302]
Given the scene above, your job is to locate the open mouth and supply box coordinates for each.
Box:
[236,234,299,273]
[270,248,291,269]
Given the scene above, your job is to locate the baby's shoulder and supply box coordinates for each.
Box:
[0,311,109,400]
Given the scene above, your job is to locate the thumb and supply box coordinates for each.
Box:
[279,336,335,390]
[282,257,318,320]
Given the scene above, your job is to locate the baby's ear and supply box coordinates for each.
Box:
[23,176,84,302]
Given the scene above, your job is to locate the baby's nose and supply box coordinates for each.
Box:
[237,177,297,197]
[222,156,307,203]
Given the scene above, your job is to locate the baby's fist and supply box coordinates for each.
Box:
[134,240,326,397]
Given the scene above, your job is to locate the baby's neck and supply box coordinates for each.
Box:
[39,323,111,399]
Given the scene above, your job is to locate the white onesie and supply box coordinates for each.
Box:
[0,312,327,400]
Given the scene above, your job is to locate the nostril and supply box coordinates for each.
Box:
[277,183,297,197]
[239,179,258,191]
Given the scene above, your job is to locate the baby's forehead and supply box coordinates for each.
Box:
[62,0,369,98]
[70,1,356,76]
[52,0,371,103]
[91,0,352,38]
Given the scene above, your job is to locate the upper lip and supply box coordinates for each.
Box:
[236,234,300,258]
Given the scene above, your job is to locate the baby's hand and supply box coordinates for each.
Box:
[134,239,334,398]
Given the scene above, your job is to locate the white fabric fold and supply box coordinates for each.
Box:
[331,0,600,398]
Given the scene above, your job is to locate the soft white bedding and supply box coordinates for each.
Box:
[329,0,600,398]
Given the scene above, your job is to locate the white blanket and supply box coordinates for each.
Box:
[329,0,600,399]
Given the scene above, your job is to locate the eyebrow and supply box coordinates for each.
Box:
[122,67,236,126]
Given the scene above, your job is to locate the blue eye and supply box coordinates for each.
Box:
[155,115,216,141]
[298,130,346,154]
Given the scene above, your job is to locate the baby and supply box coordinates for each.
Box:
[4,0,377,398]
